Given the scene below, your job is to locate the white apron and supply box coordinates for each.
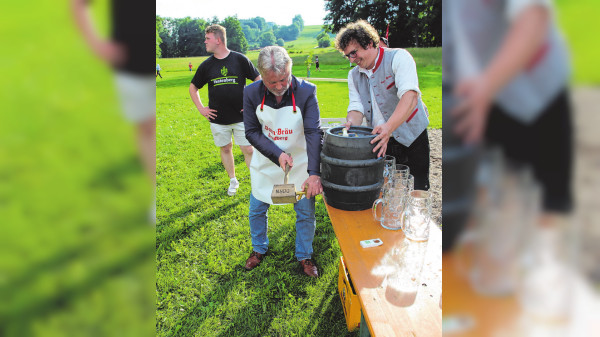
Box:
[250,90,309,205]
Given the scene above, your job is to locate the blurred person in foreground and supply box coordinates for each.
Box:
[71,0,156,221]
[336,20,431,190]
[189,24,261,196]
[242,46,323,278]
[447,0,573,227]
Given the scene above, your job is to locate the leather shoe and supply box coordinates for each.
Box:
[299,259,318,278]
[244,251,265,270]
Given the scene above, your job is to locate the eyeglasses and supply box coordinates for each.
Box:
[344,49,358,59]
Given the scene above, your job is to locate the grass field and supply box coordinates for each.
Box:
[156,25,441,336]
[2,1,155,337]
[555,0,600,84]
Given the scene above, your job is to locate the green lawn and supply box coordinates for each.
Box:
[2,1,155,337]
[555,0,600,84]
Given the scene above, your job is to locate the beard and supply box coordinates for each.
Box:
[268,87,288,97]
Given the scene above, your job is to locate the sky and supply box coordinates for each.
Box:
[156,0,330,26]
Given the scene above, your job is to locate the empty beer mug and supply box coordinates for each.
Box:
[402,190,432,241]
[372,193,404,230]
[383,155,397,179]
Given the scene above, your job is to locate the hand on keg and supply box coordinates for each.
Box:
[302,175,323,199]
[198,106,217,120]
[451,76,493,144]
[344,110,363,130]
[371,123,392,157]
[278,152,293,172]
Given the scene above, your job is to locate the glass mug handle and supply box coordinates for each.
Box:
[372,198,384,222]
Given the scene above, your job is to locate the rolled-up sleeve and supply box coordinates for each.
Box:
[347,71,365,113]
[506,0,552,21]
[302,85,322,176]
[243,84,284,165]
[393,50,422,100]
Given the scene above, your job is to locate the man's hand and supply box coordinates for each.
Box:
[198,106,217,120]
[370,123,393,157]
[302,175,323,199]
[96,41,127,68]
[451,76,493,144]
[344,110,363,130]
[278,152,293,172]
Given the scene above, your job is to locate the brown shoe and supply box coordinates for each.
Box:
[244,251,265,270]
[299,259,318,278]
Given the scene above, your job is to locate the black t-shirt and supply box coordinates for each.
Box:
[191,51,260,125]
[111,0,154,75]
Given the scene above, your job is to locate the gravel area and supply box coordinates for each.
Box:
[428,128,442,227]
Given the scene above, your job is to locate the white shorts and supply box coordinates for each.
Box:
[114,72,156,123]
[209,122,251,147]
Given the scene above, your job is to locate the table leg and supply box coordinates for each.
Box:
[359,311,371,337]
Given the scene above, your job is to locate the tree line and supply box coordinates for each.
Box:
[324,0,441,48]
[156,15,305,58]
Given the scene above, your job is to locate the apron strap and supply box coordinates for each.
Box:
[260,87,267,111]
[260,81,297,113]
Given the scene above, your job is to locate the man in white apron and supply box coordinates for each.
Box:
[242,46,323,278]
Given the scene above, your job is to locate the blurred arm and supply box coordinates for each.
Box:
[452,5,550,143]
[70,0,126,67]
[482,5,550,97]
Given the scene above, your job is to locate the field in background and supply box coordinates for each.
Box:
[158,25,442,128]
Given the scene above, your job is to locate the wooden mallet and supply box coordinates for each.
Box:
[271,163,306,204]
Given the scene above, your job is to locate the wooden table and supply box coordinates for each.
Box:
[325,203,442,336]
[442,252,600,336]
[442,254,520,336]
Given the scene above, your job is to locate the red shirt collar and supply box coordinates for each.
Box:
[372,47,384,73]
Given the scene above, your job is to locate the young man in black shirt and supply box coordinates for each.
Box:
[189,24,261,196]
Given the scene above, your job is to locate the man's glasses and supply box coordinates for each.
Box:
[344,49,358,59]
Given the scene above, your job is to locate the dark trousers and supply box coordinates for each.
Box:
[485,89,573,213]
[386,129,430,190]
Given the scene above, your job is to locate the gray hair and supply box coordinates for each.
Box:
[257,46,293,77]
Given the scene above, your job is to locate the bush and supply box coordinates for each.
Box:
[276,38,285,46]
[317,36,331,48]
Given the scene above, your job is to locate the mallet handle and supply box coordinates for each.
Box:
[284,163,290,184]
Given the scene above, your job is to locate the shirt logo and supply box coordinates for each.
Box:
[221,66,228,76]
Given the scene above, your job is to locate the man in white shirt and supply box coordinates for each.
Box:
[336,20,431,190]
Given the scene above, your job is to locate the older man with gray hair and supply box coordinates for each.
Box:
[242,46,323,278]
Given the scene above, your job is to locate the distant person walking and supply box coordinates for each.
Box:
[189,61,193,72]
[189,24,261,196]
[315,56,320,71]
[156,63,162,78]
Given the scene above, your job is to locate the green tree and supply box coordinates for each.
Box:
[259,31,276,47]
[324,0,441,48]
[304,51,314,77]
[158,17,179,58]
[220,16,248,54]
[156,16,163,58]
[251,17,267,31]
[177,17,207,57]
[292,15,304,31]
[156,29,162,58]
[276,38,285,47]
